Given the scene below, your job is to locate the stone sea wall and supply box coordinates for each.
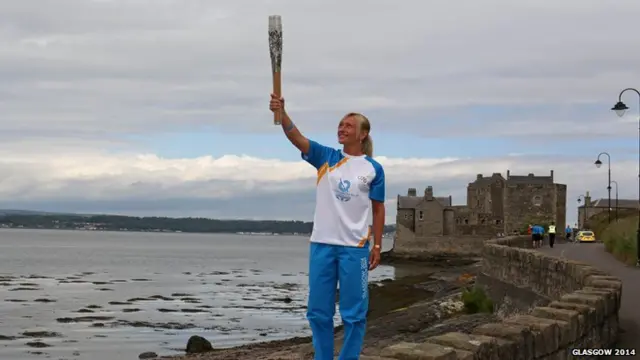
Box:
[392,224,488,260]
[380,235,622,359]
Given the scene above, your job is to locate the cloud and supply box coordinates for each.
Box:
[0,0,639,141]
[0,1,638,223]
[0,147,636,225]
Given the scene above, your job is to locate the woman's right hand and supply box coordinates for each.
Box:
[269,93,284,113]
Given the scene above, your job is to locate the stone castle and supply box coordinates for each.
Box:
[396,170,567,238]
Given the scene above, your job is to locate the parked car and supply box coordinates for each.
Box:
[576,230,596,242]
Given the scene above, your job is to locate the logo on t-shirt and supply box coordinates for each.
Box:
[335,178,352,202]
[357,175,370,191]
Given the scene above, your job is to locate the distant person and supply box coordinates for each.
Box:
[548,222,556,248]
[565,225,572,241]
[538,224,546,248]
[536,224,544,248]
[527,224,532,235]
[531,224,540,248]
[270,94,385,360]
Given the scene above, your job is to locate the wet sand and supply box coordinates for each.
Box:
[0,230,486,360]
[0,229,405,359]
[0,267,367,359]
[161,262,487,360]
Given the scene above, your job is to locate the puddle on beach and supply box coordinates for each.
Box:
[0,266,404,359]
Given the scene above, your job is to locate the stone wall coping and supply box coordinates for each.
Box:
[380,235,622,360]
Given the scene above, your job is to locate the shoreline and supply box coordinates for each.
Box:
[160,259,484,360]
[0,227,308,236]
[0,226,396,240]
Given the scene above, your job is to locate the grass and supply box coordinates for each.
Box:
[589,209,639,266]
[461,286,493,314]
[589,208,637,235]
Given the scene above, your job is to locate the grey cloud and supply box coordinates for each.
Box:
[0,150,635,225]
[0,166,630,226]
[0,0,638,143]
[0,0,638,222]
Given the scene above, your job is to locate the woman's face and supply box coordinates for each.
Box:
[337,116,365,145]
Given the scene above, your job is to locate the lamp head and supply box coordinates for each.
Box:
[611,101,628,117]
[595,159,602,168]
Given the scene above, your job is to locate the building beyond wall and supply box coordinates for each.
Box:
[395,170,567,247]
[577,191,640,228]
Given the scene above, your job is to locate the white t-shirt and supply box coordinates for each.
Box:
[302,140,385,247]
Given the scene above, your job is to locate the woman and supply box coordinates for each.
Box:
[269,93,385,360]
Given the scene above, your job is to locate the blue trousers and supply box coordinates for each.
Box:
[307,242,369,360]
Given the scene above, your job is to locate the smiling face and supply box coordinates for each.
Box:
[337,114,367,145]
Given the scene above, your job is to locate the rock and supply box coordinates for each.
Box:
[25,341,51,348]
[186,335,213,353]
[117,320,196,330]
[22,331,61,338]
[139,351,158,359]
[274,296,293,303]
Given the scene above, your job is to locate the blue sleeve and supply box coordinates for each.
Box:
[301,140,332,169]
[369,162,385,202]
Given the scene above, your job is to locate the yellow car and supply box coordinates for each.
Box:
[576,230,596,242]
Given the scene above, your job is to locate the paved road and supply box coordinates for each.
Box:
[539,242,639,357]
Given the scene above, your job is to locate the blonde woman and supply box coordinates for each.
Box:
[269,94,386,360]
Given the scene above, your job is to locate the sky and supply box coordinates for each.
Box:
[0,0,639,225]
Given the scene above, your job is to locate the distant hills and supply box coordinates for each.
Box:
[0,209,67,216]
[0,209,396,235]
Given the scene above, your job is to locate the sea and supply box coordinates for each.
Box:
[0,228,398,360]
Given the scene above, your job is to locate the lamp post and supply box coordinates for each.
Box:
[577,195,588,229]
[610,180,619,222]
[611,87,640,267]
[594,152,612,224]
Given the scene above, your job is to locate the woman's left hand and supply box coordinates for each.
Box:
[369,248,380,270]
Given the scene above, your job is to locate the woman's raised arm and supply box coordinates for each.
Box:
[269,93,310,154]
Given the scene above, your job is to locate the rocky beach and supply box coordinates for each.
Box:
[0,229,405,359]
[0,229,495,360]
[159,259,490,360]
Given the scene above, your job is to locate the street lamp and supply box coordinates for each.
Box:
[577,195,588,229]
[594,152,612,224]
[610,180,619,222]
[611,87,640,267]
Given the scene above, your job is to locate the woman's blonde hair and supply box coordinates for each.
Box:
[344,112,373,157]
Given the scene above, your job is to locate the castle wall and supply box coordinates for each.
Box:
[414,199,444,236]
[394,170,567,251]
[392,223,489,260]
[397,208,414,231]
[443,209,454,236]
[555,184,567,231]
[503,183,556,234]
[490,180,505,219]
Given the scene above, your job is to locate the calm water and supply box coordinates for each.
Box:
[0,229,396,360]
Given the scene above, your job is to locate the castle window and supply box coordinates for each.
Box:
[481,219,486,224]
[495,219,502,225]
[532,195,542,206]
[404,214,408,220]
[464,219,469,224]
[419,211,424,220]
